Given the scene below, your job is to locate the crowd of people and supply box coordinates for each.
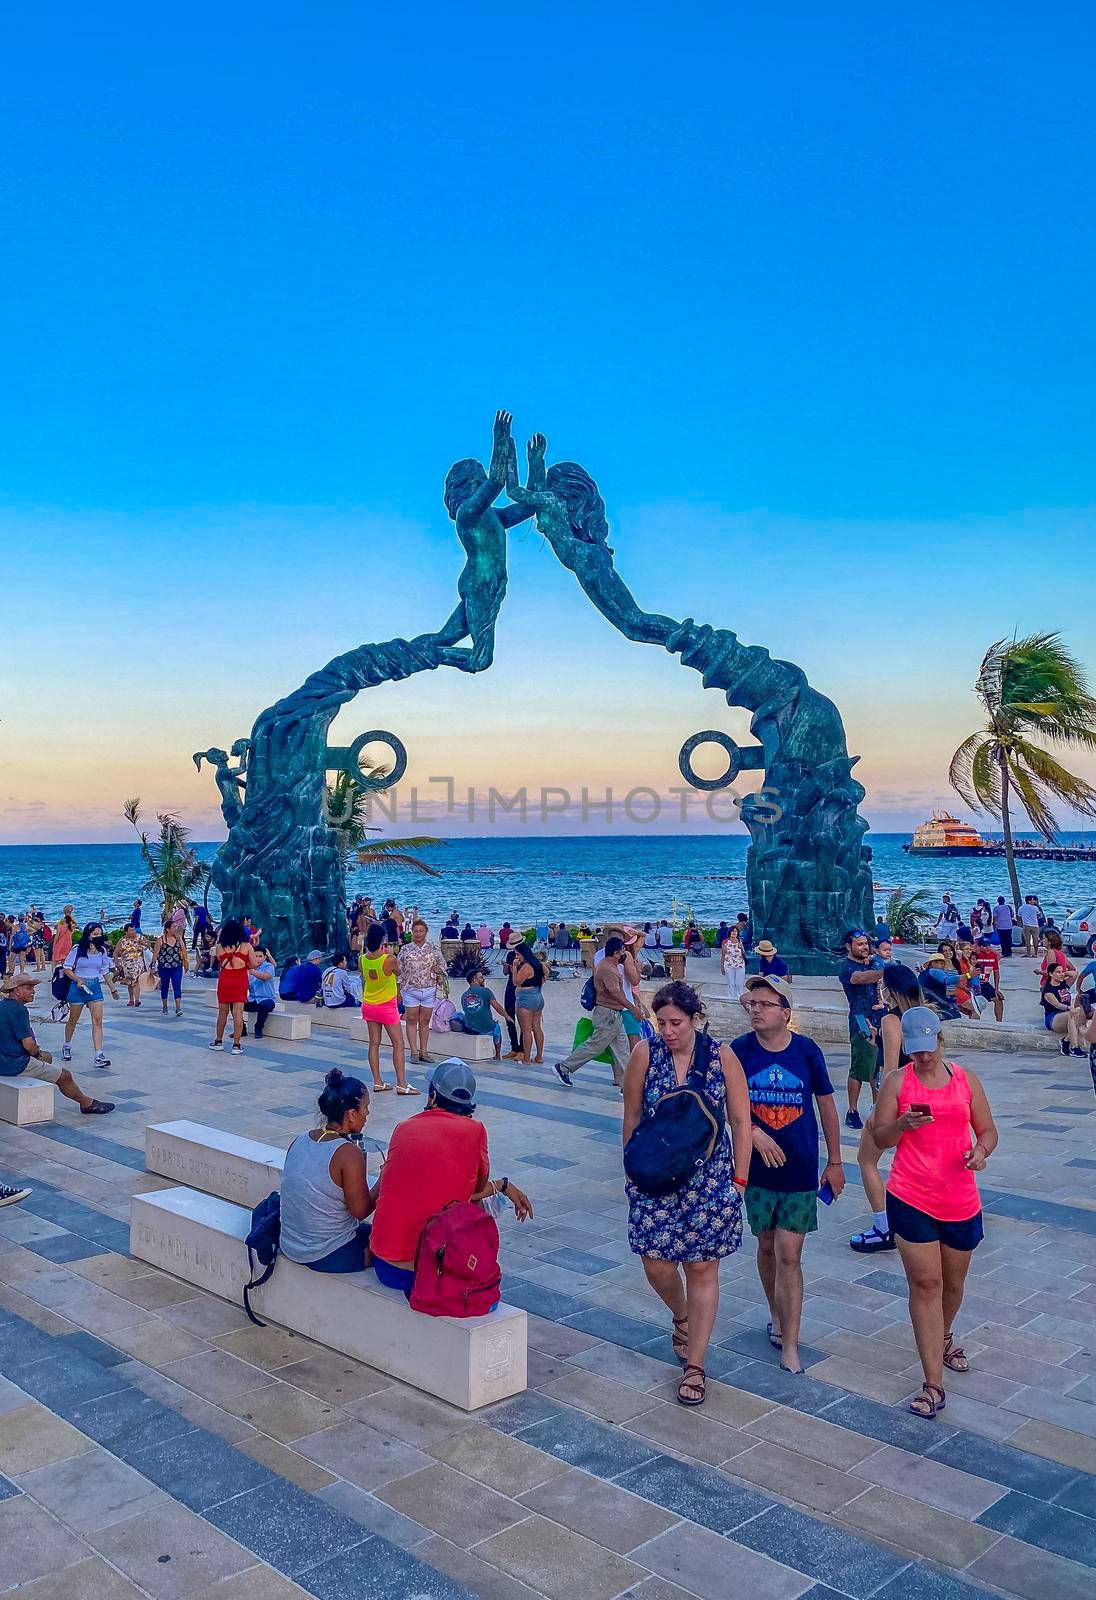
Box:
[6,883,1093,1425]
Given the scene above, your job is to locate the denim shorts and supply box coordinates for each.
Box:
[515,990,544,1012]
[71,979,103,1005]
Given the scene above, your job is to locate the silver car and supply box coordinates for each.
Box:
[1061,904,1096,957]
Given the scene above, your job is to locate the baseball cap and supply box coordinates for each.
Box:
[306,949,325,962]
[744,974,793,1008]
[429,1059,478,1110]
[901,1006,942,1053]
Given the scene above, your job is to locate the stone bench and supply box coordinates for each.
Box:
[192,990,312,1040]
[146,1120,287,1210]
[281,1001,370,1041]
[0,1078,55,1125]
[131,1186,527,1410]
[428,1029,496,1061]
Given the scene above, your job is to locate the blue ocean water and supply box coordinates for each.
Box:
[1,833,1093,929]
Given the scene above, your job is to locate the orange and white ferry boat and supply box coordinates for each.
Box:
[904,812,986,856]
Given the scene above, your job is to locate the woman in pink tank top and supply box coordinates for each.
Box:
[873,1006,998,1420]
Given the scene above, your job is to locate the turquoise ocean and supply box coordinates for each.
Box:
[1,833,1094,929]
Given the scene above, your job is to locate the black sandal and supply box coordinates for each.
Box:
[908,1382,946,1418]
[677,1365,706,1407]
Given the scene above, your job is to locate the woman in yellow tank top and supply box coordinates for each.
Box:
[360,924,415,1095]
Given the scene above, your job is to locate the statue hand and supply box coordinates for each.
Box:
[492,409,513,447]
[527,433,547,463]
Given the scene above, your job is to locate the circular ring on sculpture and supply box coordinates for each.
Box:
[347,731,408,791]
[678,730,742,791]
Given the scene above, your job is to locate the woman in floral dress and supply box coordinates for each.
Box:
[623,981,753,1408]
[114,924,148,1007]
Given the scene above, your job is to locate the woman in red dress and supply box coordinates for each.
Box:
[210,919,261,1054]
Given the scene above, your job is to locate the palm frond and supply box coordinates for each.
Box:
[1009,738,1096,824]
[969,741,1002,816]
[948,733,994,812]
[1005,758,1060,840]
[357,849,441,877]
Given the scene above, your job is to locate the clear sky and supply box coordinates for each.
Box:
[3,2,1094,843]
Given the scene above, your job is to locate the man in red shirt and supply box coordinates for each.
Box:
[971,936,1004,1021]
[369,1060,532,1295]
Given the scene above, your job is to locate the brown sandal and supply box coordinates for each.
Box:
[943,1334,969,1373]
[677,1365,706,1407]
[908,1382,946,1418]
[671,1316,689,1365]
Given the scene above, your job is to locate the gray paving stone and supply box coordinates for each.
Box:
[17,1445,166,1530]
[302,1535,473,1599]
[732,1502,909,1598]
[613,1452,772,1533]
[977,1488,1096,1567]
[204,1479,369,1576]
[632,1521,811,1600]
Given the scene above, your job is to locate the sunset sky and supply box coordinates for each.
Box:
[3,4,1094,843]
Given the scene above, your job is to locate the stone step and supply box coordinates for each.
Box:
[146,1119,286,1209]
[429,1029,496,1061]
[131,1186,527,1410]
[0,1077,55,1125]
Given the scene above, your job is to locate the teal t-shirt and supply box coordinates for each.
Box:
[461,985,496,1034]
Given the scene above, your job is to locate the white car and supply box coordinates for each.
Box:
[1061,904,1096,958]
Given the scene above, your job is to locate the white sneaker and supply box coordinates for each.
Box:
[231,1045,243,1056]
[208,1040,224,1050]
[61,1043,72,1061]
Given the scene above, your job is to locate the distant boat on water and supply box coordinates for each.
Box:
[903,811,1096,863]
[905,812,985,855]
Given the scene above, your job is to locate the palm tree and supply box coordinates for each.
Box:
[948,633,1096,908]
[885,886,935,944]
[123,799,212,919]
[323,771,442,877]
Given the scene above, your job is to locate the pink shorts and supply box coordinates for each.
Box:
[362,999,400,1027]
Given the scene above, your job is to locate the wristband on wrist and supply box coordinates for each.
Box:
[732,1177,748,1190]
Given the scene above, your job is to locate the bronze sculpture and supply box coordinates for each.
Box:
[201,417,872,968]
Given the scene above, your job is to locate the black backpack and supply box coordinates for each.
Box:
[242,1191,281,1326]
[51,969,71,1003]
[579,975,596,1011]
[623,1032,725,1198]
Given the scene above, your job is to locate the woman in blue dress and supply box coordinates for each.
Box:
[623,981,753,1408]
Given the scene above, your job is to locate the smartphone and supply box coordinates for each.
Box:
[910,1103,933,1119]
[818,1179,836,1205]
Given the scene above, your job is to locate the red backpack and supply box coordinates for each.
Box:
[409,1201,501,1318]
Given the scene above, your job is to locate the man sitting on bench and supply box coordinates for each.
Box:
[0,972,114,1116]
[369,1060,532,1296]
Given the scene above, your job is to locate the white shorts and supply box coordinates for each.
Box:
[18,1057,63,1084]
[401,986,436,1009]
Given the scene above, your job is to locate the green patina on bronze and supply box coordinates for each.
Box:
[201,415,872,967]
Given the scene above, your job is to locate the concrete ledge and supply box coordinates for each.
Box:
[131,1186,527,1410]
[703,997,1061,1053]
[193,991,312,1040]
[429,1029,496,1061]
[256,1011,311,1040]
[0,1078,55,1124]
[282,1001,370,1042]
[146,1120,286,1209]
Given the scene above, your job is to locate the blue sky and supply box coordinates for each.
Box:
[2,3,1094,841]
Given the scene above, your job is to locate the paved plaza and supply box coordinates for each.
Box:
[1,966,1095,1600]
